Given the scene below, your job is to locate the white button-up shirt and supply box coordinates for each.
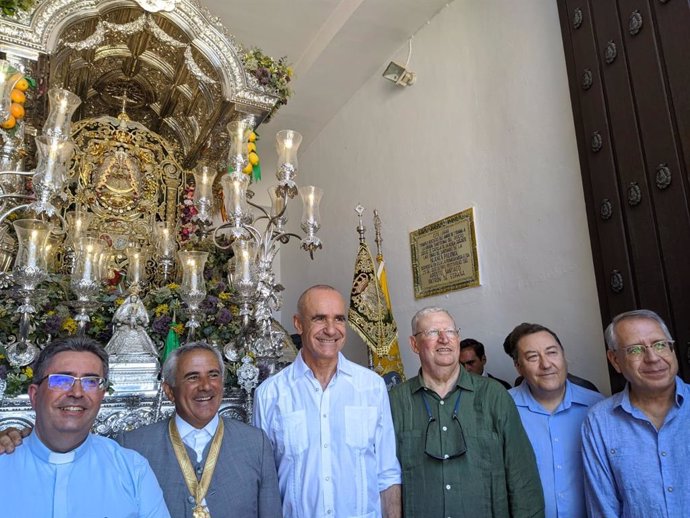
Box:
[254,351,401,518]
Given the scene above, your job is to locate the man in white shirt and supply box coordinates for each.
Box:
[254,284,402,518]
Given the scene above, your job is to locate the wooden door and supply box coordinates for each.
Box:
[557,0,690,392]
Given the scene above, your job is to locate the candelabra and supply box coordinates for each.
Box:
[201,120,324,382]
[0,60,80,367]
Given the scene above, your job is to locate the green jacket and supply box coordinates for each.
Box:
[389,368,544,518]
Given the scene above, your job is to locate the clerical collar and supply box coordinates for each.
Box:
[27,430,91,465]
[175,412,219,439]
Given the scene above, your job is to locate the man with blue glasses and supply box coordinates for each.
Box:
[389,307,544,517]
[582,309,690,518]
[0,336,170,518]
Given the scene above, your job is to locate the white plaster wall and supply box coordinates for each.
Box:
[276,0,611,393]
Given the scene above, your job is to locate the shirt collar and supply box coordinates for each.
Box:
[617,376,686,414]
[411,366,474,394]
[291,350,353,381]
[512,378,576,414]
[27,430,91,465]
[175,412,219,439]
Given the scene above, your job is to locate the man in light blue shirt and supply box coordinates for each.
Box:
[582,309,690,518]
[0,336,170,518]
[505,322,603,518]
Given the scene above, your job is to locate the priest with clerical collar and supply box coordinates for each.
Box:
[0,336,171,518]
[118,341,282,518]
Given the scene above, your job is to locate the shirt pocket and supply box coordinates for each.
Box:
[344,406,377,450]
[279,409,308,457]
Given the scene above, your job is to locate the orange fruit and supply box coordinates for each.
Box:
[10,103,24,119]
[247,142,256,153]
[248,152,259,166]
[248,131,257,142]
[14,78,29,92]
[10,89,25,104]
[1,115,16,129]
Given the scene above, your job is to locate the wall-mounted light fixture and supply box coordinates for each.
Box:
[382,38,416,87]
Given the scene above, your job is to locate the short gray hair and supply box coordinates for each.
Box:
[411,307,456,334]
[604,309,672,351]
[162,341,225,386]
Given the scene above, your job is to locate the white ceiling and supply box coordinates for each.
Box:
[202,0,451,151]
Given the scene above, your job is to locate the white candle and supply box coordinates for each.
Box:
[51,98,69,133]
[26,229,38,268]
[188,259,198,291]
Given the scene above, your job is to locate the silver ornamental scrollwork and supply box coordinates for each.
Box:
[573,8,583,29]
[629,10,643,36]
[627,182,642,206]
[655,164,672,190]
[582,69,593,90]
[610,270,624,293]
[600,199,613,220]
[605,41,617,65]
[591,131,603,153]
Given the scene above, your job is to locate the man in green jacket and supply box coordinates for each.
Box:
[389,306,544,518]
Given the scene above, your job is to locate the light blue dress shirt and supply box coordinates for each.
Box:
[510,379,603,518]
[0,431,170,518]
[254,351,402,518]
[581,377,690,518]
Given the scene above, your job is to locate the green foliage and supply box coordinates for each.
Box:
[242,48,293,120]
[0,0,34,17]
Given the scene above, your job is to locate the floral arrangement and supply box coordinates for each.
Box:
[242,48,293,120]
[0,0,34,17]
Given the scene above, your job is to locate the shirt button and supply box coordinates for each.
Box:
[661,451,667,456]
[187,496,195,504]
[327,510,333,515]
[440,400,445,405]
[554,438,559,443]
[323,414,327,418]
[556,465,562,470]
[325,476,330,481]
[324,443,329,448]
[445,484,451,490]
[668,487,673,492]
[443,454,449,459]
[610,449,616,454]
[442,426,448,432]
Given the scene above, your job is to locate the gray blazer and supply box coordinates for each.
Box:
[117,417,282,518]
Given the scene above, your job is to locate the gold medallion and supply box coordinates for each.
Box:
[192,505,211,518]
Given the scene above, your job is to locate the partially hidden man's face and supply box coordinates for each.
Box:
[28,351,106,452]
[459,348,486,375]
[294,288,347,365]
[515,331,567,399]
[607,318,678,397]
[164,349,224,429]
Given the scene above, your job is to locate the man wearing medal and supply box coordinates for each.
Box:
[119,341,282,518]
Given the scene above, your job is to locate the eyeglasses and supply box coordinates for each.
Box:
[623,340,675,358]
[421,392,466,461]
[38,374,107,392]
[414,328,460,339]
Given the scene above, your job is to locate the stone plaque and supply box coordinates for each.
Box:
[410,207,480,299]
